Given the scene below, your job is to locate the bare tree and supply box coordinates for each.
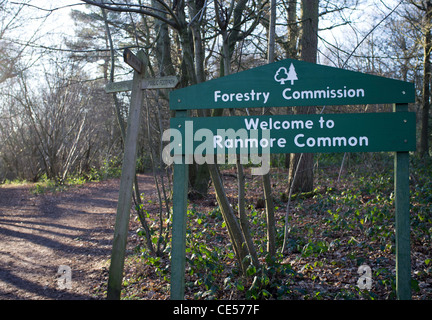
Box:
[287,0,319,194]
[410,0,432,157]
[0,1,32,83]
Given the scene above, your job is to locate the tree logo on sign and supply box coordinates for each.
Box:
[274,63,298,85]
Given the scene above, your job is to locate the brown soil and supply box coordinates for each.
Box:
[0,174,155,300]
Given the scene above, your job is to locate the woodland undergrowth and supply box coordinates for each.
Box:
[99,152,432,300]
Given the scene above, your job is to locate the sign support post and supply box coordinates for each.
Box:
[394,103,411,300]
[107,50,147,300]
[170,110,189,300]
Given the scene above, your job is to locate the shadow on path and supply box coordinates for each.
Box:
[0,175,156,300]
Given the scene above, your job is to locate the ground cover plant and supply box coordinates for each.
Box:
[115,152,432,300]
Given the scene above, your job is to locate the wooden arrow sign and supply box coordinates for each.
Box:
[141,76,179,89]
[123,48,143,74]
[105,80,132,93]
[105,76,179,93]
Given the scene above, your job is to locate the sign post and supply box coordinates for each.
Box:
[170,110,189,300]
[107,49,147,300]
[168,58,416,300]
[394,103,411,300]
[106,49,178,300]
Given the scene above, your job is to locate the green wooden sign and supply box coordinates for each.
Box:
[170,59,415,110]
[169,112,416,155]
[169,58,416,301]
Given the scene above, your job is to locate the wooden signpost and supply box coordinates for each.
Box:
[105,76,179,93]
[169,58,416,300]
[106,49,178,300]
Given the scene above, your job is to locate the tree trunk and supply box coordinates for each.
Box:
[188,0,212,198]
[152,0,176,77]
[208,163,249,274]
[286,0,299,60]
[176,2,212,197]
[177,3,198,87]
[264,0,276,259]
[237,159,260,269]
[213,0,259,274]
[287,0,319,193]
[419,1,432,157]
[285,0,298,169]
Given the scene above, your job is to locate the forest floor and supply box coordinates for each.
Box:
[0,155,431,300]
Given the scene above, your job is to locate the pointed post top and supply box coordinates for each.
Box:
[123,48,144,74]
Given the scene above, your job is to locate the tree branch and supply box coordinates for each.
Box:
[79,0,179,29]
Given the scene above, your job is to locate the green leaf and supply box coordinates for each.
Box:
[261,289,271,297]
[411,279,420,293]
[246,265,256,276]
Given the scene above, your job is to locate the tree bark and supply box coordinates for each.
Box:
[208,163,249,274]
[152,0,176,76]
[419,0,432,157]
[264,0,276,259]
[287,0,319,193]
[187,0,211,198]
[286,0,299,60]
[284,0,298,169]
[213,0,260,274]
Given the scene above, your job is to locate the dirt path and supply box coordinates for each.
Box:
[0,175,155,300]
